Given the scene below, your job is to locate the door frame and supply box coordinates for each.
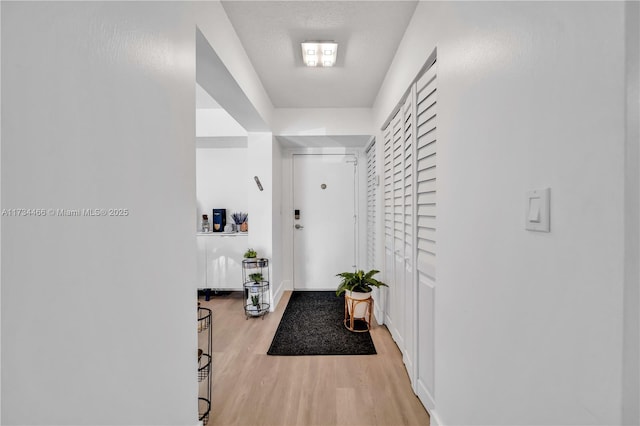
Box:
[282,147,366,291]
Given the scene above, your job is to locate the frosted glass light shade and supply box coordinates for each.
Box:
[301,41,338,67]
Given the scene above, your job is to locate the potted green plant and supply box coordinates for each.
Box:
[244,248,257,258]
[251,294,260,309]
[336,269,388,320]
[249,272,263,283]
[245,293,261,315]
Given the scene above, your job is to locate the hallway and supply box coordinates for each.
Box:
[2,2,637,424]
[202,291,430,426]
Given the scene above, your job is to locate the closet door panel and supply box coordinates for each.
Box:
[416,272,436,410]
[381,54,437,411]
[415,59,437,411]
[366,142,377,271]
[383,124,394,327]
[390,110,405,348]
[402,90,415,380]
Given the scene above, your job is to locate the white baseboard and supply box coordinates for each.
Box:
[271,280,285,311]
[427,408,444,426]
[281,279,292,290]
[374,305,385,324]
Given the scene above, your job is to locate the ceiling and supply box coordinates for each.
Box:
[196,83,221,109]
[221,1,418,109]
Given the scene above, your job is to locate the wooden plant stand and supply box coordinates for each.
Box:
[343,294,373,332]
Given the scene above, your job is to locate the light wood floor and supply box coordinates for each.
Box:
[199,291,430,426]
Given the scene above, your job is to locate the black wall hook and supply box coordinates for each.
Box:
[254,176,264,191]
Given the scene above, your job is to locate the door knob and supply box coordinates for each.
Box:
[295,224,304,230]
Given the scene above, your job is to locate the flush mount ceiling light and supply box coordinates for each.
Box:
[301,41,338,67]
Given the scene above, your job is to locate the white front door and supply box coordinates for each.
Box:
[293,154,357,290]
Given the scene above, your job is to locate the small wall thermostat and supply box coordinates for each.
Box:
[525,188,550,232]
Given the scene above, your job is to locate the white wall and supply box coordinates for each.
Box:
[1,2,202,424]
[623,1,640,425]
[0,1,3,421]
[196,146,249,230]
[373,2,628,425]
[196,109,247,137]
[271,139,284,304]
[247,133,273,256]
[273,108,373,136]
[246,133,279,309]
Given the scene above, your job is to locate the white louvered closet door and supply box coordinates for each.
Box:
[391,109,405,348]
[366,141,376,271]
[382,122,394,325]
[381,52,436,413]
[402,91,416,379]
[415,60,437,411]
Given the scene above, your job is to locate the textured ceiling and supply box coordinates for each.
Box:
[221,1,418,108]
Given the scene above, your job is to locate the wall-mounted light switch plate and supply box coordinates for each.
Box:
[526,188,550,232]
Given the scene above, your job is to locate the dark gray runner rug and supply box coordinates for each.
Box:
[267,291,377,356]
